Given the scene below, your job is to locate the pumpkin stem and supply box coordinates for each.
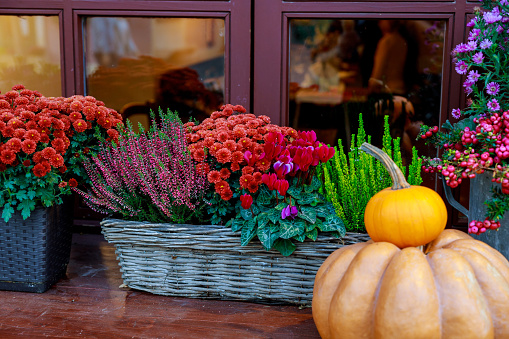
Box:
[359,142,411,190]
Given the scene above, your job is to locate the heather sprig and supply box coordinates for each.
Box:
[74,108,208,223]
[318,113,422,233]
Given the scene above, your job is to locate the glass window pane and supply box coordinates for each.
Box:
[289,19,445,165]
[84,17,225,131]
[0,15,61,96]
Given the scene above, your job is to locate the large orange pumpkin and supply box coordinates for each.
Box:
[312,229,509,339]
[360,143,447,248]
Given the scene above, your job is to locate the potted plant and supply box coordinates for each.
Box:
[419,0,509,258]
[76,105,371,305]
[0,84,123,292]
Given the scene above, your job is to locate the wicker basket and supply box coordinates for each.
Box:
[101,218,370,305]
[0,202,73,293]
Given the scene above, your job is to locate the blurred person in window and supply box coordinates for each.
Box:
[89,17,139,68]
[336,20,361,70]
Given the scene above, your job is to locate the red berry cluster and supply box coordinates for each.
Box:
[419,125,439,139]
[468,218,501,235]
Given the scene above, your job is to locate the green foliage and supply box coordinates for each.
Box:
[317,113,422,233]
[226,176,345,256]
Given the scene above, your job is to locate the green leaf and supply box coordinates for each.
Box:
[293,234,306,242]
[274,203,286,211]
[314,205,329,218]
[225,219,233,228]
[298,192,316,205]
[267,208,281,224]
[310,175,322,191]
[256,186,274,206]
[298,206,317,224]
[321,215,346,237]
[257,222,279,251]
[27,190,37,200]
[257,212,269,229]
[287,185,302,200]
[2,203,14,223]
[17,199,36,220]
[240,208,253,220]
[305,228,318,241]
[279,219,305,239]
[306,219,318,232]
[273,239,296,256]
[241,218,257,246]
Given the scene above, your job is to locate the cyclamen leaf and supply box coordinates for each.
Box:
[305,228,318,241]
[274,203,287,211]
[240,208,253,221]
[321,215,346,237]
[257,212,269,229]
[293,234,306,242]
[298,192,316,205]
[241,218,257,246]
[314,205,329,218]
[287,185,303,199]
[268,208,281,224]
[310,175,322,191]
[279,219,304,239]
[273,239,296,256]
[256,187,274,206]
[257,223,279,251]
[303,183,314,193]
[298,206,317,224]
[231,218,244,232]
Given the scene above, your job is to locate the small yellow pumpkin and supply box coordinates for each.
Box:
[312,229,509,339]
[360,142,447,248]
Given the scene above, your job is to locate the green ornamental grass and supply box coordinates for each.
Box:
[318,113,422,233]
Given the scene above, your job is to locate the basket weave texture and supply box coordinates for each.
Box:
[0,202,73,293]
[101,218,370,305]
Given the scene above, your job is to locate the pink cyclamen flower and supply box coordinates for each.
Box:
[274,179,289,196]
[262,173,278,190]
[281,205,298,220]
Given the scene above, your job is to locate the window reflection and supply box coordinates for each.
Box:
[0,15,61,96]
[289,19,445,165]
[84,17,225,131]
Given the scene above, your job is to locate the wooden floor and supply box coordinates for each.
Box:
[0,232,320,338]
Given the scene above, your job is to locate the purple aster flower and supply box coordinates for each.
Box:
[497,25,504,33]
[486,82,500,95]
[464,86,473,95]
[281,205,298,220]
[480,39,493,49]
[467,70,481,82]
[467,18,477,27]
[452,108,461,119]
[473,52,484,64]
[453,43,469,54]
[468,29,481,41]
[502,0,509,6]
[455,60,468,74]
[466,41,478,51]
[484,9,502,24]
[488,98,501,111]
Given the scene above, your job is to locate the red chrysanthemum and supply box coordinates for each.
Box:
[33,163,49,177]
[231,162,240,172]
[69,111,82,122]
[207,170,222,184]
[0,149,16,164]
[253,171,263,183]
[73,119,87,132]
[216,130,229,143]
[190,133,201,143]
[82,106,96,120]
[1,126,14,137]
[6,138,22,153]
[107,129,119,140]
[222,140,237,152]
[231,151,244,164]
[58,181,67,188]
[247,181,259,194]
[49,154,64,168]
[69,178,78,187]
[22,159,31,167]
[196,162,210,175]
[257,126,268,135]
[220,188,233,201]
[51,138,66,153]
[38,117,52,128]
[40,133,50,144]
[242,166,254,175]
[193,149,206,162]
[41,147,57,159]
[70,100,84,112]
[32,151,43,163]
[214,180,229,194]
[219,168,231,179]
[21,139,37,154]
[239,174,254,189]
[215,148,232,164]
[97,116,113,129]
[20,110,35,120]
[25,120,37,130]
[13,128,26,139]
[203,137,215,148]
[255,159,271,172]
[59,165,67,173]
[208,143,222,156]
[232,126,247,138]
[24,129,41,142]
